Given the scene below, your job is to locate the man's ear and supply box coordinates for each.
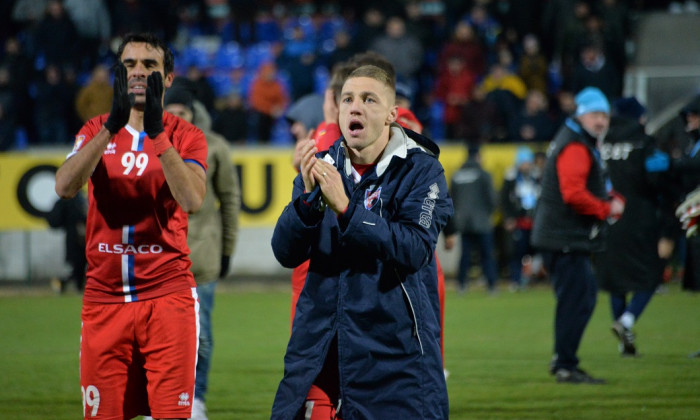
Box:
[163,72,175,89]
[386,105,398,125]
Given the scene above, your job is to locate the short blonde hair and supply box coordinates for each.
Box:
[345,65,396,103]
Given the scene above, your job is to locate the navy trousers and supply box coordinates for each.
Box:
[544,251,598,371]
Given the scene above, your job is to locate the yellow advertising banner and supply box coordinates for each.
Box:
[0,144,537,231]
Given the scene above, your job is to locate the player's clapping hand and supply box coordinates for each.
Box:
[104,63,132,134]
[144,71,164,139]
[298,137,318,193]
[313,159,348,215]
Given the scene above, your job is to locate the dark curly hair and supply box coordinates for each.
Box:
[115,33,174,76]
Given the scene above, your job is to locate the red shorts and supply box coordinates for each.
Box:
[80,288,199,419]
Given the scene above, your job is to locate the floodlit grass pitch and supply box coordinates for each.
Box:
[0,282,698,419]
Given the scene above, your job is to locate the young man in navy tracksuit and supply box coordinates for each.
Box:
[270,65,452,419]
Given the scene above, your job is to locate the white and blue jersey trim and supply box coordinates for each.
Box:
[121,126,144,302]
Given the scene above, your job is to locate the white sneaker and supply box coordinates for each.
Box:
[190,398,208,420]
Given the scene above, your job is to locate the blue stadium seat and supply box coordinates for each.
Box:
[215,42,245,71]
[319,17,346,41]
[245,42,274,71]
[276,69,293,98]
[270,117,293,145]
[429,101,446,141]
[179,45,211,71]
[207,71,234,97]
[314,66,329,95]
[255,19,282,43]
[283,15,316,41]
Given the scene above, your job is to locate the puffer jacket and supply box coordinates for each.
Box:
[270,124,452,419]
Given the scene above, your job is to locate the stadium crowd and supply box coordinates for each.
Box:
[0,0,682,150]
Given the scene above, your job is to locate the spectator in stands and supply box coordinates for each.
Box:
[437,21,487,79]
[556,0,592,85]
[518,34,549,94]
[34,0,79,69]
[432,54,476,140]
[213,92,249,144]
[75,64,113,123]
[352,7,386,53]
[62,0,111,71]
[599,0,630,52]
[280,24,315,59]
[248,62,288,142]
[510,90,556,142]
[1,37,33,143]
[61,64,83,136]
[462,3,501,50]
[327,29,356,70]
[369,16,424,84]
[477,63,527,141]
[185,65,216,113]
[231,0,258,45]
[444,145,499,293]
[571,41,621,100]
[492,27,522,73]
[479,63,528,101]
[456,84,502,147]
[580,10,626,96]
[403,0,437,51]
[552,89,577,127]
[278,49,317,101]
[34,64,73,145]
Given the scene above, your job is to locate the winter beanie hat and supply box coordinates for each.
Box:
[575,87,610,116]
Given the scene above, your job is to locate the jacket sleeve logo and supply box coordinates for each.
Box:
[420,183,439,228]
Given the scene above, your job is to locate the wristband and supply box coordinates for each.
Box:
[151,132,173,156]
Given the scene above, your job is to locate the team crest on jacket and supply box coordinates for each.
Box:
[364,186,382,210]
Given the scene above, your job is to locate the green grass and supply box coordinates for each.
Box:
[0,282,699,419]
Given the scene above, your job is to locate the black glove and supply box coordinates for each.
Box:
[220,255,231,278]
[144,71,164,138]
[103,63,131,134]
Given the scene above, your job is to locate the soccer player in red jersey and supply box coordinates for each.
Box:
[55,33,207,420]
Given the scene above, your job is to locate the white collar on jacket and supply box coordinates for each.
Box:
[338,123,433,178]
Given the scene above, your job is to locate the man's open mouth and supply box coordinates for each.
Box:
[348,120,364,136]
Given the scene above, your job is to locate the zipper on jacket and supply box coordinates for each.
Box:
[399,278,424,355]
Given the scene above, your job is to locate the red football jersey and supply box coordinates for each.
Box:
[70,112,208,303]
